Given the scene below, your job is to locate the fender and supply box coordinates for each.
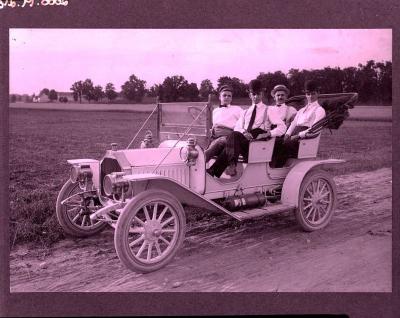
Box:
[281,159,344,207]
[121,173,242,220]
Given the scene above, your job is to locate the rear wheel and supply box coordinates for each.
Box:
[114,190,186,273]
[56,180,107,237]
[296,170,337,231]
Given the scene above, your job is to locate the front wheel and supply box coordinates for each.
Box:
[114,190,186,273]
[296,170,337,231]
[56,180,107,237]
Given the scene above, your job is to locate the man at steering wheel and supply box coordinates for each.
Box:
[205,85,243,162]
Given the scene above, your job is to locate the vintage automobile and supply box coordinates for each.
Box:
[56,92,358,273]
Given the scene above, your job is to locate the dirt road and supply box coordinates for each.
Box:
[10,168,392,292]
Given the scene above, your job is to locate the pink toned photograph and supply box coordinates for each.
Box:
[9,29,392,292]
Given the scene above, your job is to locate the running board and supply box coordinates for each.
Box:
[232,203,296,221]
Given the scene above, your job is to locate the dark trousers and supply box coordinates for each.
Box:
[205,136,227,162]
[208,128,265,177]
[270,125,309,168]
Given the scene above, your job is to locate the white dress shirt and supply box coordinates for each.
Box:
[212,105,243,129]
[286,101,326,138]
[234,102,286,137]
[269,103,297,127]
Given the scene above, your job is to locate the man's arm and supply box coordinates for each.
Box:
[234,109,246,133]
[287,106,297,125]
[285,110,299,137]
[269,108,286,137]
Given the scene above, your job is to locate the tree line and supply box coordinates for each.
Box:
[10,60,391,105]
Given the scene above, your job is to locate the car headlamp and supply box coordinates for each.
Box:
[179,137,199,166]
[103,172,130,197]
[70,164,93,184]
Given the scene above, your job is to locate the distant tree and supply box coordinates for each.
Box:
[105,83,118,102]
[82,79,95,103]
[70,81,83,103]
[10,94,17,103]
[183,82,200,101]
[199,79,214,99]
[16,95,22,102]
[287,69,307,96]
[374,61,392,105]
[48,89,58,102]
[161,75,189,102]
[341,67,358,92]
[256,71,289,103]
[92,85,104,102]
[121,74,146,103]
[147,84,164,101]
[355,60,379,104]
[40,88,50,96]
[217,76,248,97]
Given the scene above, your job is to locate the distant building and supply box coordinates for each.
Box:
[37,91,74,102]
[38,92,50,102]
[57,92,74,101]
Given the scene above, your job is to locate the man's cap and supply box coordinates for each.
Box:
[248,79,263,93]
[218,84,233,94]
[304,80,320,92]
[271,84,290,97]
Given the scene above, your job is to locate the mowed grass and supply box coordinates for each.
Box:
[9,108,392,247]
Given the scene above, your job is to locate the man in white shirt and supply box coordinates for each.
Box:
[269,84,297,127]
[272,80,326,167]
[205,85,243,162]
[207,79,286,177]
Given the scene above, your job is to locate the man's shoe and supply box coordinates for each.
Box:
[225,163,237,176]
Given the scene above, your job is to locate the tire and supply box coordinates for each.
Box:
[56,180,107,237]
[114,190,186,273]
[295,170,337,232]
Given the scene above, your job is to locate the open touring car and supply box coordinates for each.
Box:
[56,92,358,273]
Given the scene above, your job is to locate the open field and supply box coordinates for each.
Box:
[10,102,392,121]
[9,108,392,247]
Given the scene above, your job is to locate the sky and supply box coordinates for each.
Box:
[9,29,392,95]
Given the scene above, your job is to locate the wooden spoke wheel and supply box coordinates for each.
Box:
[296,170,337,231]
[114,190,186,273]
[56,180,107,237]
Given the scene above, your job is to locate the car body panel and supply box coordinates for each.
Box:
[281,159,345,207]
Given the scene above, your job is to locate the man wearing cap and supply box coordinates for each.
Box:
[205,85,243,162]
[207,79,286,177]
[273,80,326,166]
[269,84,297,127]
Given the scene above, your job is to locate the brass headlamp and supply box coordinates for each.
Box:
[179,137,199,166]
[103,172,130,197]
[70,164,93,190]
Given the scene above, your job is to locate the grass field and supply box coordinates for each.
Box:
[10,102,392,121]
[9,108,392,247]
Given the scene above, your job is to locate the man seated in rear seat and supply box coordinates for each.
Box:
[269,84,297,128]
[205,85,243,162]
[269,84,297,167]
[272,80,326,167]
